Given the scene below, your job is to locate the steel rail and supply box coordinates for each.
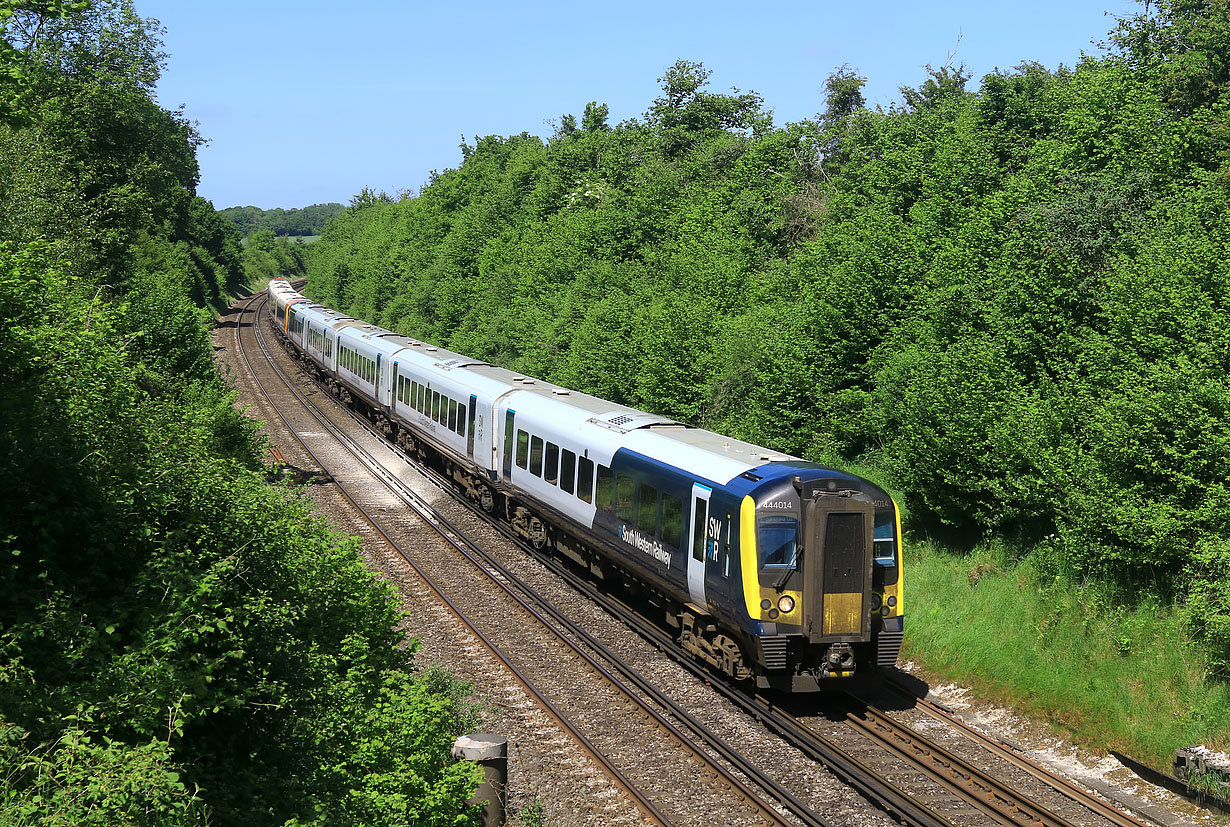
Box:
[261,293,957,827]
[237,290,809,827]
[233,290,675,826]
[878,677,1155,827]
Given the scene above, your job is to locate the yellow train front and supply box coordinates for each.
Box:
[711,466,904,692]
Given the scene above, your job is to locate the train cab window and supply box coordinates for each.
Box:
[448,399,458,432]
[661,493,683,548]
[595,464,612,512]
[544,442,559,485]
[516,430,529,469]
[616,474,635,522]
[578,457,594,503]
[759,515,799,568]
[530,436,544,477]
[874,513,899,586]
[560,450,576,495]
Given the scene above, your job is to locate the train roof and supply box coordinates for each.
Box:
[283,284,814,484]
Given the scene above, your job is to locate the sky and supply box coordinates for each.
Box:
[140,0,1139,210]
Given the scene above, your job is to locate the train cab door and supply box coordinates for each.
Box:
[802,496,874,642]
[687,483,712,606]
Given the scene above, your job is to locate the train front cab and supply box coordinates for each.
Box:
[740,468,904,692]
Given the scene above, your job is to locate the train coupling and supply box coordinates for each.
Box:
[819,643,856,678]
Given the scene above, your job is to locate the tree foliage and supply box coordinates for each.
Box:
[307,5,1230,677]
[219,202,345,237]
[1,2,481,823]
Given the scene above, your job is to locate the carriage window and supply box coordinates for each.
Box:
[530,436,543,477]
[661,493,683,548]
[595,464,612,512]
[516,430,529,469]
[448,399,457,432]
[635,482,658,535]
[615,474,635,522]
[560,449,575,495]
[759,516,798,568]
[410,381,418,408]
[578,457,595,504]
[457,404,466,437]
[544,442,559,485]
[432,391,441,422]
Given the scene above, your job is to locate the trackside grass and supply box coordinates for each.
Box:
[901,540,1230,769]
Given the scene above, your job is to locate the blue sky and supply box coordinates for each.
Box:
[141,0,1139,210]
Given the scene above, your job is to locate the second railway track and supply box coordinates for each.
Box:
[222,285,1174,827]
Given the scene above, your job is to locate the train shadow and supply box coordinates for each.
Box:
[765,666,931,720]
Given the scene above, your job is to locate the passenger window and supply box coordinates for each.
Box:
[662,493,683,548]
[418,384,425,412]
[457,404,466,437]
[560,450,575,495]
[595,464,612,512]
[635,483,658,535]
[411,381,419,408]
[530,436,543,477]
[432,391,441,422]
[616,474,635,522]
[544,442,559,485]
[577,457,594,503]
[448,399,457,432]
[516,430,529,469]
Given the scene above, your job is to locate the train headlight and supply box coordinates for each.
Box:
[871,592,882,611]
[777,595,795,614]
[887,595,897,608]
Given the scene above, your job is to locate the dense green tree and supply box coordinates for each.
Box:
[305,4,1230,677]
[1,2,482,823]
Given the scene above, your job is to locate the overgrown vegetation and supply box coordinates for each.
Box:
[305,2,1230,756]
[0,1,479,823]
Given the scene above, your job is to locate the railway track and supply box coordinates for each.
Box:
[226,285,1169,827]
[232,288,818,827]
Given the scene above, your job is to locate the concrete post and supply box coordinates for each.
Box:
[451,733,508,827]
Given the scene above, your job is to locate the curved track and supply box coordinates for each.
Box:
[233,288,817,827]
[228,284,1166,827]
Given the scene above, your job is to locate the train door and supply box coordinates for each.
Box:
[502,409,515,479]
[467,394,477,458]
[375,353,386,406]
[687,483,712,606]
[802,496,874,642]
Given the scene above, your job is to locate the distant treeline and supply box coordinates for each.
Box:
[219,202,345,237]
[306,2,1230,675]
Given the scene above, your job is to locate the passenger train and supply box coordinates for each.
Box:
[267,279,903,691]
